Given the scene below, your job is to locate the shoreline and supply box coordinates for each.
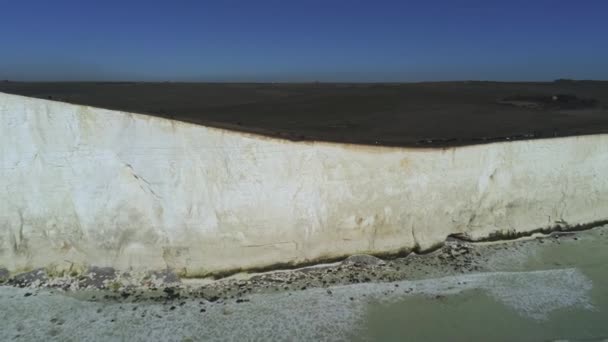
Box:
[3,225,605,303]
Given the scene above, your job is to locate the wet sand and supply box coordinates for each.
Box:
[2,225,607,341]
[2,81,608,147]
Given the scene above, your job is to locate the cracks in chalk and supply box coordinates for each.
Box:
[243,241,298,249]
[450,218,608,243]
[17,210,24,252]
[557,188,568,224]
[411,224,422,253]
[466,213,477,229]
[465,166,499,231]
[124,163,162,201]
[370,224,379,250]
[133,173,161,200]
[11,210,27,255]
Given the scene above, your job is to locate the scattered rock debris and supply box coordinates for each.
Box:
[0,268,9,283]
[7,269,48,288]
[0,229,589,308]
[342,254,386,267]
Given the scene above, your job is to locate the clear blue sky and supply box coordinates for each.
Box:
[1,0,607,82]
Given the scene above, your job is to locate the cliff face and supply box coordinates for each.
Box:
[2,92,607,275]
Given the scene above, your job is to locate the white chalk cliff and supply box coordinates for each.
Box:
[1,92,607,275]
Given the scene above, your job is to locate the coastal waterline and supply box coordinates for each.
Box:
[360,227,608,341]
